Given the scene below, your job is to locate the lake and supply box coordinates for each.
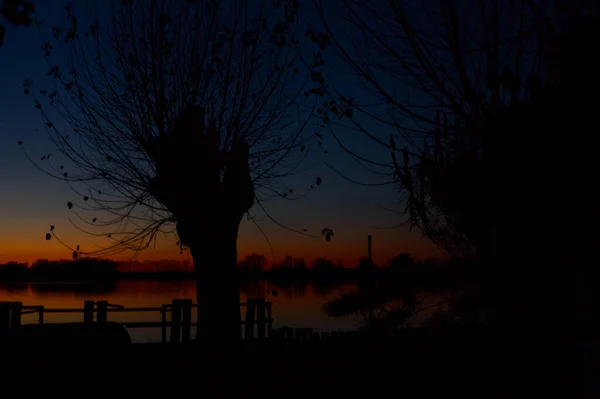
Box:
[0,280,367,343]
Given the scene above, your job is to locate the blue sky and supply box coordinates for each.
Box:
[0,0,440,266]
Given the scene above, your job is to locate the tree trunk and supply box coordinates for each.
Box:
[190,225,242,346]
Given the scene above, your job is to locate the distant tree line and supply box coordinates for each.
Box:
[0,258,118,282]
[0,253,460,283]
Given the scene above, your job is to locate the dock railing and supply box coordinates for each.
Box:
[0,297,273,343]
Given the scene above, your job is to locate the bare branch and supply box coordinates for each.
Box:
[25,0,324,259]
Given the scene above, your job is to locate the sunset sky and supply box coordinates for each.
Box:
[0,1,442,267]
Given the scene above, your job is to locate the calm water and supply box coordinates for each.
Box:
[0,280,366,343]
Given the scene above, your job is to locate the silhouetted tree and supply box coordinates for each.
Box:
[389,253,415,273]
[22,0,324,344]
[312,0,598,325]
[311,257,335,271]
[355,257,376,273]
[240,253,268,272]
[0,0,34,47]
[0,261,28,281]
[309,0,574,259]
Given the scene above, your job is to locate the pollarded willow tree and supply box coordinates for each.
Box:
[308,0,592,262]
[22,0,325,342]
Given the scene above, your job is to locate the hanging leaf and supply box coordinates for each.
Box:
[321,228,334,242]
[45,233,52,240]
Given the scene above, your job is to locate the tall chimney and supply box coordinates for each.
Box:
[368,234,372,264]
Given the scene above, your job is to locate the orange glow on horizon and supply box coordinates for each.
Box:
[0,243,440,268]
[0,217,442,267]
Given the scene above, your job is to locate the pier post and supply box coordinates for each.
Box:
[10,302,22,329]
[0,302,10,335]
[255,298,266,339]
[170,299,182,344]
[244,299,257,340]
[83,300,95,323]
[181,299,192,343]
[267,303,273,338]
[161,305,168,343]
[97,301,108,323]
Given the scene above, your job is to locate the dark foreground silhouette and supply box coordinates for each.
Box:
[4,322,132,346]
[1,322,542,397]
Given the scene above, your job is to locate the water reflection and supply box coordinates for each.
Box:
[2,282,28,294]
[0,280,363,342]
[31,282,118,294]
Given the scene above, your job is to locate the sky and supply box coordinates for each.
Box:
[0,0,442,267]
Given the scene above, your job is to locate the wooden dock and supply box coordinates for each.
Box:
[0,298,363,345]
[0,297,274,343]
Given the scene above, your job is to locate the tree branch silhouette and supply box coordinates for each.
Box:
[311,0,599,329]
[306,0,571,259]
[22,0,326,344]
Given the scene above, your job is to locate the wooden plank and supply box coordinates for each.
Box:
[255,298,266,339]
[42,309,85,313]
[12,321,198,329]
[298,328,310,340]
[244,299,256,340]
[266,303,273,337]
[42,307,163,313]
[170,299,182,344]
[180,299,192,343]
[125,321,200,328]
[124,321,175,328]
[83,300,94,323]
[27,303,264,312]
[161,305,167,343]
[10,302,22,329]
[96,301,108,323]
[0,302,10,333]
[106,307,164,312]
[277,326,287,341]
[286,326,295,340]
